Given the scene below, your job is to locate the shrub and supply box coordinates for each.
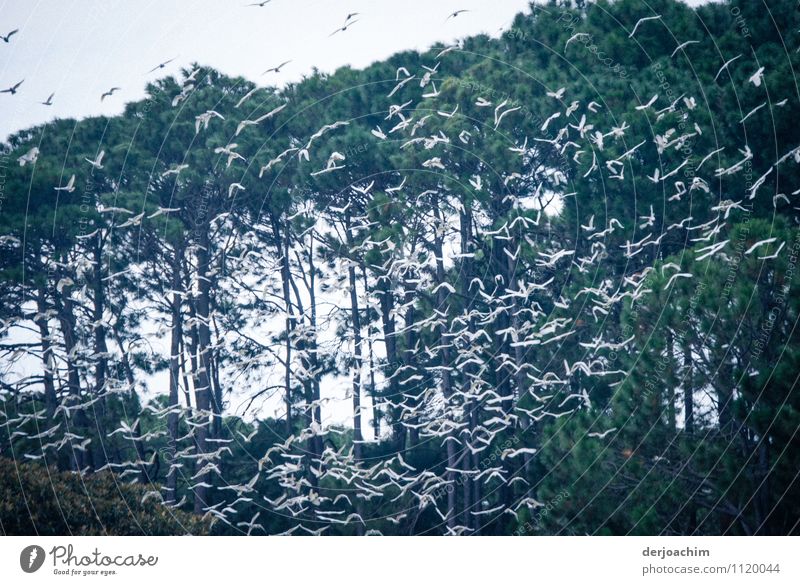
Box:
[0,457,208,535]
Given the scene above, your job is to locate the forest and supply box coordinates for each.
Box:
[1,0,799,536]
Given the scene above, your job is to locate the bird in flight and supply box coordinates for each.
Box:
[101,87,120,101]
[748,66,765,87]
[670,39,699,58]
[628,15,662,38]
[330,19,359,36]
[0,29,18,43]
[1,79,23,95]
[41,92,54,106]
[713,54,741,82]
[161,164,189,178]
[343,12,360,23]
[147,57,177,74]
[235,104,286,136]
[446,9,470,21]
[262,60,291,75]
[17,147,39,166]
[85,150,105,170]
[54,175,76,193]
[246,0,272,6]
[564,32,589,50]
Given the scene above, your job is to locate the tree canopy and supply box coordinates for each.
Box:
[1,0,799,535]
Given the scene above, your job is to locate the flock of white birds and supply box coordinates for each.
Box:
[1,4,798,535]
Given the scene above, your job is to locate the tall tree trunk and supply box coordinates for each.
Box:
[166,247,183,505]
[432,202,457,531]
[490,196,515,415]
[54,285,87,472]
[210,317,224,441]
[666,330,676,432]
[288,249,319,486]
[273,215,295,435]
[402,277,419,449]
[755,439,771,534]
[507,249,533,480]
[683,343,694,435]
[345,211,364,463]
[683,342,696,533]
[109,324,149,483]
[363,268,380,440]
[376,270,402,450]
[91,242,110,470]
[193,227,214,514]
[458,207,476,530]
[306,233,323,464]
[34,287,57,419]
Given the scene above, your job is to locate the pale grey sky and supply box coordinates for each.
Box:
[0,0,541,139]
[0,0,711,141]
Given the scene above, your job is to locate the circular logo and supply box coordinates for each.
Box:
[20,545,46,573]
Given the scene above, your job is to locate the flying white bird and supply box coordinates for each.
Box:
[757,240,785,260]
[195,110,224,134]
[214,143,245,168]
[161,164,189,178]
[628,15,662,38]
[235,87,258,108]
[587,428,617,439]
[714,54,742,82]
[664,272,693,288]
[635,94,658,111]
[748,66,765,87]
[235,104,286,136]
[85,150,105,170]
[228,182,246,198]
[17,147,39,166]
[54,175,76,193]
[670,40,699,58]
[745,238,777,255]
[371,125,387,140]
[564,33,588,51]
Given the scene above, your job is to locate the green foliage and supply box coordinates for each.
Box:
[0,457,209,535]
[2,0,800,535]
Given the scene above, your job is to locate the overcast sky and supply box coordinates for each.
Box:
[0,0,544,140]
[0,0,712,141]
